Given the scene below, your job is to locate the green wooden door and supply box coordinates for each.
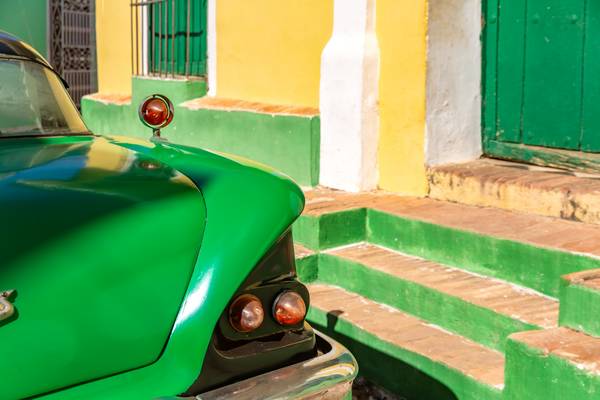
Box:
[483,0,600,159]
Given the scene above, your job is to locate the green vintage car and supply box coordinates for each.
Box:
[0,32,357,399]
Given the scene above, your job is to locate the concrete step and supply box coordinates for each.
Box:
[294,243,318,283]
[316,243,558,351]
[307,284,505,400]
[293,188,600,298]
[559,269,600,338]
[505,327,600,399]
[428,158,600,225]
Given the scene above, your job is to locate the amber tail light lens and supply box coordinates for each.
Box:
[229,295,265,333]
[273,291,307,326]
[138,94,174,130]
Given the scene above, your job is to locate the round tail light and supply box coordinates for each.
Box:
[138,94,174,135]
[229,295,265,333]
[273,291,307,327]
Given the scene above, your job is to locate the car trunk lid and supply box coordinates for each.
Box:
[0,136,206,399]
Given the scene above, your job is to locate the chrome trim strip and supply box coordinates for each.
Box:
[195,330,358,400]
[0,290,15,322]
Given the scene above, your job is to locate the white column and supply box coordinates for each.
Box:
[207,0,217,96]
[425,0,482,166]
[141,5,148,75]
[319,0,380,192]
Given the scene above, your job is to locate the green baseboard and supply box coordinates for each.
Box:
[81,83,320,187]
[132,76,208,105]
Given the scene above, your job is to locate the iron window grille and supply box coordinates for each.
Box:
[48,0,98,108]
[130,0,207,78]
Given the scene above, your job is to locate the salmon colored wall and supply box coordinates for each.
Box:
[376,0,428,195]
[215,0,333,108]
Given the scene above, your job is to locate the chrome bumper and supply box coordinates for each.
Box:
[195,331,358,400]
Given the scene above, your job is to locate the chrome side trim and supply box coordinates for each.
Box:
[0,290,15,322]
[195,330,358,400]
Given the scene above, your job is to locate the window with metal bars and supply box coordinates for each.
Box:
[130,0,207,78]
[49,0,98,108]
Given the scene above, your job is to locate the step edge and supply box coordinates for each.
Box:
[428,160,600,225]
[308,283,506,390]
[323,242,559,328]
[303,189,600,261]
[367,206,600,263]
[508,327,600,377]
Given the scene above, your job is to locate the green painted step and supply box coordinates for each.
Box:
[295,190,600,399]
[313,243,558,352]
[505,327,600,400]
[308,284,505,400]
[295,189,600,298]
[293,208,366,251]
[366,207,600,299]
[559,269,600,337]
[294,244,318,283]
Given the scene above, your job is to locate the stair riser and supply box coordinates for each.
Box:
[428,169,572,224]
[293,208,366,251]
[318,254,538,351]
[559,277,600,337]
[296,254,319,283]
[367,209,600,298]
[505,338,600,400]
[308,307,503,400]
[428,163,600,226]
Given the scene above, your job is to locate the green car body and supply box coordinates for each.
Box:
[0,33,356,399]
[1,134,301,399]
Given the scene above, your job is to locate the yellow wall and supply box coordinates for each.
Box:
[377,0,428,195]
[95,0,133,96]
[216,0,333,109]
[92,0,429,195]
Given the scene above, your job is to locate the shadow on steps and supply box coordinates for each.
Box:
[311,313,459,400]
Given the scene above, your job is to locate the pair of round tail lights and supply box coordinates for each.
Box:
[229,291,307,333]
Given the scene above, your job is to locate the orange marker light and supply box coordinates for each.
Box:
[140,97,170,127]
[273,291,307,326]
[229,295,265,333]
[138,94,174,139]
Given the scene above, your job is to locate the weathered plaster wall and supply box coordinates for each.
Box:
[426,0,482,166]
[319,0,379,192]
[377,0,428,195]
[215,0,333,108]
[0,0,48,57]
[95,0,133,95]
